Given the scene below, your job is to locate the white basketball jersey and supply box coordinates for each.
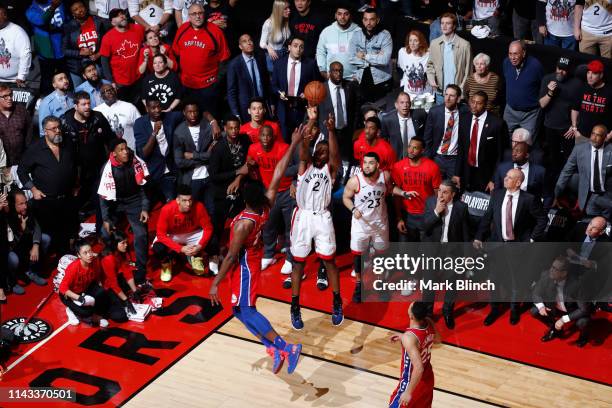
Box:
[296,164,332,211]
[354,171,387,222]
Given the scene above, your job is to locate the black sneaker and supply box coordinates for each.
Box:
[291,306,304,330]
[316,265,328,291]
[283,273,306,289]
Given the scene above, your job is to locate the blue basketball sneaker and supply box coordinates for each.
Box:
[291,306,304,330]
[283,343,302,374]
[266,346,284,374]
[332,301,344,326]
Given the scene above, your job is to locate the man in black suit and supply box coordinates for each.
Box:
[456,91,506,193]
[567,216,611,312]
[530,256,593,347]
[422,179,471,329]
[227,34,273,124]
[271,35,320,142]
[317,62,358,161]
[423,84,467,179]
[493,142,547,201]
[475,168,547,326]
[380,92,427,159]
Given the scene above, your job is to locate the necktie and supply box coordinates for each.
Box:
[440,111,455,154]
[506,194,515,241]
[401,119,408,158]
[335,86,346,129]
[248,58,259,97]
[468,117,479,167]
[593,148,602,193]
[288,61,297,97]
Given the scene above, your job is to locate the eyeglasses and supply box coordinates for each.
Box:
[0,93,12,100]
[189,11,205,16]
[44,126,61,133]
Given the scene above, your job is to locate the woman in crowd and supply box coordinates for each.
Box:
[138,29,177,75]
[462,53,501,115]
[397,30,432,100]
[62,0,107,88]
[141,54,183,112]
[259,0,291,73]
[100,230,138,319]
[59,240,111,327]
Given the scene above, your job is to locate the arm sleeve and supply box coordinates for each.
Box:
[32,217,42,244]
[348,33,367,68]
[156,207,183,252]
[101,255,124,294]
[259,19,271,49]
[536,0,547,26]
[554,146,578,197]
[208,143,238,184]
[17,30,32,81]
[226,61,240,117]
[315,29,327,72]
[59,262,76,295]
[17,146,35,189]
[364,31,393,67]
[99,196,111,222]
[173,130,196,169]
[128,0,140,17]
[101,56,114,82]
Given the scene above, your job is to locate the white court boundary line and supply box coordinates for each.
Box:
[5,321,70,373]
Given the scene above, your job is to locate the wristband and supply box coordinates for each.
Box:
[351,207,357,213]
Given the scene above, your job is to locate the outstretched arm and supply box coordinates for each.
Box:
[266,125,304,205]
[324,111,340,180]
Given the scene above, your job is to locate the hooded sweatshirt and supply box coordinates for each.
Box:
[316,21,360,79]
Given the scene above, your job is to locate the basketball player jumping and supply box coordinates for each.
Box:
[290,107,342,330]
[342,149,393,303]
[389,302,441,408]
[209,126,306,375]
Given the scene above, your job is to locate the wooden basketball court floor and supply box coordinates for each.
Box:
[124,298,612,408]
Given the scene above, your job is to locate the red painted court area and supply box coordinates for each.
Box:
[0,251,610,406]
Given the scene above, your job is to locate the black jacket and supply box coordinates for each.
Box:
[173,119,215,186]
[422,197,471,242]
[60,108,114,172]
[208,134,251,199]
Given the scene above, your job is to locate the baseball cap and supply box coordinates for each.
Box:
[556,57,571,70]
[587,60,604,74]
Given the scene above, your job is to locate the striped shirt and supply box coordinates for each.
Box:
[463,72,501,115]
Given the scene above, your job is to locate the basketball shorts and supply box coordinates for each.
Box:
[290,208,336,261]
[230,254,260,307]
[350,218,389,255]
[389,364,434,408]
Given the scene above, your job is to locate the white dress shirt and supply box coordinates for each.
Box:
[591,145,604,192]
[188,125,209,180]
[435,203,453,243]
[514,162,529,191]
[468,111,488,167]
[501,189,520,241]
[287,57,302,96]
[437,108,459,156]
[398,113,416,150]
[328,79,347,127]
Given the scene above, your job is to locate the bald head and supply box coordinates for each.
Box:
[508,41,526,67]
[504,168,524,191]
[586,216,607,239]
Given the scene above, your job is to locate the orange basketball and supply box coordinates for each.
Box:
[304,81,327,106]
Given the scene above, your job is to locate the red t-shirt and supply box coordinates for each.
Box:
[100,24,145,86]
[172,22,230,89]
[59,259,102,295]
[353,135,397,171]
[156,200,213,253]
[137,45,179,74]
[391,158,441,215]
[78,16,99,52]
[240,120,282,144]
[101,253,134,294]
[248,141,292,191]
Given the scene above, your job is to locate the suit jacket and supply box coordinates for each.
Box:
[532,272,592,322]
[422,197,471,242]
[456,112,506,189]
[134,112,183,181]
[555,142,612,210]
[493,160,546,199]
[380,108,427,158]
[318,79,359,138]
[567,221,610,262]
[208,134,251,199]
[227,52,272,123]
[476,188,547,242]
[271,55,319,102]
[423,104,469,158]
[173,119,215,186]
